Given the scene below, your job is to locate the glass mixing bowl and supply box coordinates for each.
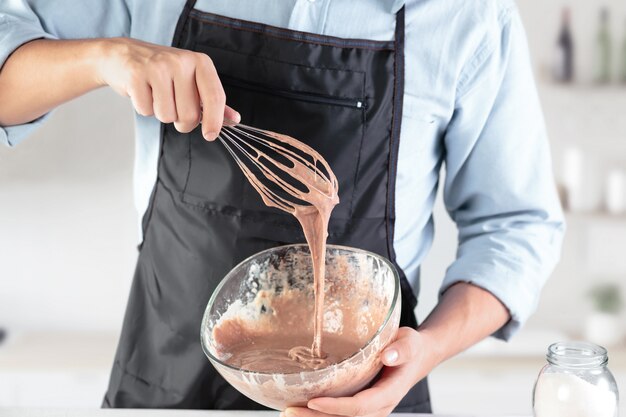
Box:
[200,244,401,410]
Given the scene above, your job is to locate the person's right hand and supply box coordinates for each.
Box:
[94,37,239,141]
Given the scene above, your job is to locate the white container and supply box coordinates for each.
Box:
[562,147,584,211]
[605,169,626,214]
[533,341,619,417]
[584,312,624,348]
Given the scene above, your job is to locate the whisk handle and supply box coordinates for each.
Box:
[223,118,239,128]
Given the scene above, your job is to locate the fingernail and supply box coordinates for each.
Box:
[283,409,297,417]
[384,349,398,364]
[233,111,242,123]
[307,400,320,411]
[203,131,218,141]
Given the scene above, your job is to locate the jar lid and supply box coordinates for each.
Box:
[547,341,608,368]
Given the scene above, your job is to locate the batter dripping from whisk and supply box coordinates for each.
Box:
[217,123,339,369]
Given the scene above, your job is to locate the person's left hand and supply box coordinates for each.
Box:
[281,327,439,417]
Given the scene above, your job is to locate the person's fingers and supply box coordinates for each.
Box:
[172,69,201,133]
[307,387,396,417]
[289,409,394,417]
[307,375,400,416]
[150,74,177,124]
[223,105,241,125]
[281,406,344,417]
[195,54,225,141]
[307,361,421,417]
[128,82,154,117]
[381,327,420,367]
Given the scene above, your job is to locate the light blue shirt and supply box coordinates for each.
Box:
[0,0,565,340]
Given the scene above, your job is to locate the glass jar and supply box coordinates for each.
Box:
[533,341,619,417]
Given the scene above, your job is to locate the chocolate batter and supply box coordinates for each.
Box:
[214,321,361,373]
[213,277,388,372]
[220,126,340,367]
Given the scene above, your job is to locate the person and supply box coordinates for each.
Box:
[0,1,565,415]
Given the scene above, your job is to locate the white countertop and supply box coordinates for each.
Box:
[0,410,530,417]
[4,331,623,415]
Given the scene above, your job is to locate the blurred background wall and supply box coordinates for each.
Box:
[1,0,625,414]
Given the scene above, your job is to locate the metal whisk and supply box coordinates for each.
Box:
[217,120,339,213]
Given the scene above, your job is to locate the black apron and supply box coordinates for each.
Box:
[103,1,431,412]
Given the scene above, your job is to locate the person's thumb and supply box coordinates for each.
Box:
[381,327,421,367]
[223,105,241,125]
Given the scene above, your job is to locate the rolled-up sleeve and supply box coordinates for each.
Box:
[440,5,565,340]
[0,0,130,147]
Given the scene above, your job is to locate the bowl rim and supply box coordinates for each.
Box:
[200,243,401,376]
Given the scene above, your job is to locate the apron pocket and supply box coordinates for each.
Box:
[181,44,367,225]
[221,76,366,110]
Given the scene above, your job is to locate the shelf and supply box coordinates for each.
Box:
[447,329,626,370]
[0,331,118,371]
[536,80,626,160]
[565,211,626,222]
[539,81,626,92]
[538,81,626,106]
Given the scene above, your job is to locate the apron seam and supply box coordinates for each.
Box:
[173,0,196,49]
[179,191,386,223]
[188,12,394,51]
[179,193,348,236]
[347,72,368,218]
[192,41,367,82]
[112,360,183,397]
[385,7,418,312]
[182,134,193,198]
[386,9,401,263]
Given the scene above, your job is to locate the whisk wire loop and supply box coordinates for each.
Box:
[217,122,338,214]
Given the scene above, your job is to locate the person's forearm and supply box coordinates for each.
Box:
[0,39,105,126]
[419,282,510,366]
[0,37,237,137]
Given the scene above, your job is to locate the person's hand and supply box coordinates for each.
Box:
[94,37,239,140]
[282,327,439,417]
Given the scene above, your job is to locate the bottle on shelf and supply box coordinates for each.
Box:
[553,7,574,83]
[594,8,612,84]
